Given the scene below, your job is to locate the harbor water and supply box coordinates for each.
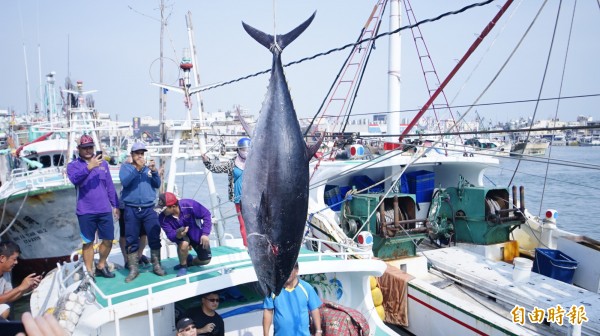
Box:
[484,145,600,241]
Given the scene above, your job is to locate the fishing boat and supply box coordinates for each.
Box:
[0,76,124,281]
[28,11,395,335]
[27,1,600,335]
[463,137,510,157]
[578,136,600,147]
[510,138,550,156]
[30,233,391,335]
[304,1,600,335]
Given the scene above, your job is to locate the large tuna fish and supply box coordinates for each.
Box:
[240,13,321,296]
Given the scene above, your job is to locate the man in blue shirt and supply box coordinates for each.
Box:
[119,142,165,282]
[67,134,119,279]
[157,192,213,277]
[262,262,322,336]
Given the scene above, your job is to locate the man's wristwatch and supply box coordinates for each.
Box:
[315,331,323,334]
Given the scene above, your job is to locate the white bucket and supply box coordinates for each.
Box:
[513,257,533,282]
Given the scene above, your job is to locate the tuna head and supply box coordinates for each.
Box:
[240,12,321,297]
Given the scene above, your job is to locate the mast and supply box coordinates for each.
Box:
[23,43,32,118]
[186,11,227,246]
[158,0,167,177]
[387,0,402,136]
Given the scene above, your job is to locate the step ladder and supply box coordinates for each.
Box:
[403,0,462,146]
[309,0,388,172]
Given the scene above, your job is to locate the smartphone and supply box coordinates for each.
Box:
[0,320,25,334]
[96,151,103,157]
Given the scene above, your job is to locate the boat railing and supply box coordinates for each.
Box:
[87,237,371,306]
[48,235,376,335]
[4,167,67,192]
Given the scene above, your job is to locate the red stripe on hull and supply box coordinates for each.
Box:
[408,293,488,336]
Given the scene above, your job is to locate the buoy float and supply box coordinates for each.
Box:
[369,276,385,321]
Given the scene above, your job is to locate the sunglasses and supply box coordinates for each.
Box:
[204,298,220,303]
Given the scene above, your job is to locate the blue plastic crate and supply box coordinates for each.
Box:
[396,174,409,194]
[533,248,578,284]
[324,185,349,211]
[351,175,384,193]
[405,170,435,202]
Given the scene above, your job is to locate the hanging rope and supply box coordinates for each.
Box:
[508,0,562,188]
[539,0,577,215]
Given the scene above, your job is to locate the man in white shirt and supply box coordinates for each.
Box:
[0,241,42,319]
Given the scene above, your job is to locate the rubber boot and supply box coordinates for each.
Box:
[125,253,139,283]
[151,249,166,276]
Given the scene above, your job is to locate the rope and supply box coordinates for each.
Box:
[539,0,577,216]
[195,0,498,93]
[508,0,561,188]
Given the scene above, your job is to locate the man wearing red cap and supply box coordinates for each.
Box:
[156,192,212,277]
[67,134,119,279]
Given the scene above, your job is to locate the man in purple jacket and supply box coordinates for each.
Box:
[67,134,119,279]
[156,192,212,277]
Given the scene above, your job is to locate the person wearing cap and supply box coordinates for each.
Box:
[117,154,150,270]
[157,192,212,277]
[119,142,165,282]
[67,134,119,279]
[175,317,197,336]
[201,137,250,247]
[184,291,225,336]
[263,262,322,336]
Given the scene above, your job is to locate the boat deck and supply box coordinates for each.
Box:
[92,245,340,307]
[421,247,600,335]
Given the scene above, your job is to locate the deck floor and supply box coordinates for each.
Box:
[421,247,599,334]
[94,246,339,307]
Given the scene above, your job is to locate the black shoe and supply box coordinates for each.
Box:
[95,265,115,278]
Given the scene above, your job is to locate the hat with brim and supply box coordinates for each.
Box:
[176,317,194,331]
[154,192,179,214]
[131,142,148,153]
[78,134,95,148]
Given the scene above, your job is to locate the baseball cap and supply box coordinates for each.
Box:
[131,142,148,153]
[155,192,178,213]
[78,134,95,148]
[176,317,195,331]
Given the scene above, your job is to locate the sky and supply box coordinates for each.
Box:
[1,0,599,127]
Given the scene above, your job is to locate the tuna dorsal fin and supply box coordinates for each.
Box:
[305,134,324,162]
[242,12,316,53]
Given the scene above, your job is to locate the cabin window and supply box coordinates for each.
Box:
[53,154,65,167]
[27,158,38,171]
[39,155,52,168]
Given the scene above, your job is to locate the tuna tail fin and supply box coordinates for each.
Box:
[242,11,316,52]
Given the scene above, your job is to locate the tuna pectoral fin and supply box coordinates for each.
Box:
[242,11,316,52]
[236,107,254,137]
[305,134,324,161]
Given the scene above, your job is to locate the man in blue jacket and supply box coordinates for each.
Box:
[119,142,165,282]
[157,192,212,277]
[67,134,119,279]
